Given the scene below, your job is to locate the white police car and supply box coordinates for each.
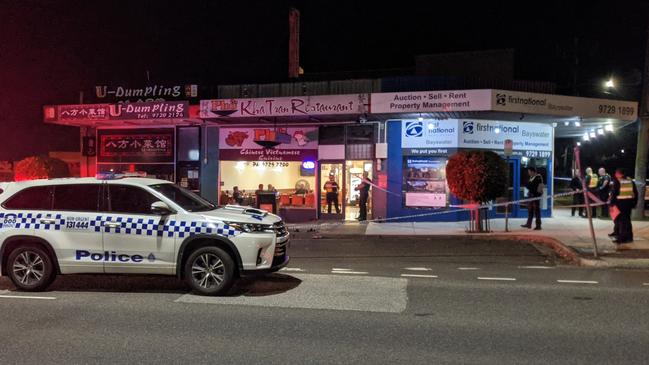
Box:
[0,175,289,295]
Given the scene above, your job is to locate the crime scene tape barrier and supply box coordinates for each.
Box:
[286,190,592,232]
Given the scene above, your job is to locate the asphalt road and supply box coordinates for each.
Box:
[1,237,649,365]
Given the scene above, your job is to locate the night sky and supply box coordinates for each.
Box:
[1,0,648,167]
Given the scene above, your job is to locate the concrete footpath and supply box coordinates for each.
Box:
[296,208,649,269]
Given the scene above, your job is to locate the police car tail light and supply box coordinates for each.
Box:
[226,222,273,233]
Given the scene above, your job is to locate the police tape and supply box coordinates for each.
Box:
[285,190,583,232]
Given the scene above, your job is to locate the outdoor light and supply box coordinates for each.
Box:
[577,141,581,146]
[605,124,614,132]
[589,131,596,139]
[582,133,589,141]
[574,120,581,127]
[597,128,604,135]
[551,122,558,128]
[418,114,424,121]
[605,79,615,88]
[621,149,625,154]
[564,121,570,126]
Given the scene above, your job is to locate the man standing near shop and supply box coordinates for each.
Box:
[597,167,611,218]
[585,167,599,218]
[521,167,543,230]
[610,168,638,245]
[323,174,340,214]
[356,171,371,221]
[569,170,585,217]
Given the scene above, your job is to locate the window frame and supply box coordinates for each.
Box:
[1,185,54,211]
[105,183,168,216]
[51,184,102,213]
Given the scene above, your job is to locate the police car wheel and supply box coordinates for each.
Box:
[7,245,55,292]
[184,247,235,296]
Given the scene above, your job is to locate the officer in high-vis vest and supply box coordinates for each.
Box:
[585,167,599,217]
[610,168,638,244]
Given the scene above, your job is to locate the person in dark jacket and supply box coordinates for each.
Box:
[597,167,611,218]
[569,171,585,217]
[609,168,638,244]
[355,171,371,221]
[521,167,543,230]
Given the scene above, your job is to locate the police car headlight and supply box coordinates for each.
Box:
[226,222,273,233]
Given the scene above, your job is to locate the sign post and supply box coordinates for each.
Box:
[574,146,598,258]
[504,139,513,232]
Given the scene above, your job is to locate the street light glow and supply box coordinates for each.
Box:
[589,131,596,138]
[605,124,614,132]
[583,133,589,141]
[597,128,604,135]
[605,79,615,88]
[574,120,581,127]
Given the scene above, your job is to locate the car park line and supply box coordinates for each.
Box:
[557,280,598,284]
[401,274,438,278]
[404,267,432,271]
[0,294,56,300]
[331,271,369,275]
[477,277,517,281]
[458,267,480,270]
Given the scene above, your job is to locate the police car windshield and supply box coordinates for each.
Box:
[149,183,215,212]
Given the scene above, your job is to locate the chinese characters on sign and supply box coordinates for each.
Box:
[58,104,110,122]
[97,129,174,163]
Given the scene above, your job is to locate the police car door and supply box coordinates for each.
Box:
[102,183,175,275]
[47,183,104,274]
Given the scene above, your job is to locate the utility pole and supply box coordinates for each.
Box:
[633,11,649,219]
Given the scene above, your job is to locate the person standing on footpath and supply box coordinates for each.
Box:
[569,170,585,217]
[609,168,638,245]
[585,167,599,218]
[596,167,611,218]
[521,167,543,230]
[355,171,371,221]
[323,174,340,214]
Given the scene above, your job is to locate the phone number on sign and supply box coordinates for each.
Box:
[524,150,551,158]
[598,104,635,116]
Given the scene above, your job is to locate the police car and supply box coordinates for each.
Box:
[0,175,289,295]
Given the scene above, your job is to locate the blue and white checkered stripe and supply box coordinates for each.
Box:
[0,212,64,231]
[161,220,238,238]
[0,211,239,239]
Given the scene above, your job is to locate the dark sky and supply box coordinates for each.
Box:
[1,0,648,160]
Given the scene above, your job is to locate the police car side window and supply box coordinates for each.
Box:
[53,184,100,212]
[3,186,53,210]
[108,185,158,215]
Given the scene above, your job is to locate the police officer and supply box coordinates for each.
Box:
[597,167,611,218]
[355,171,371,221]
[585,167,599,218]
[521,167,543,230]
[610,168,638,245]
[323,174,340,214]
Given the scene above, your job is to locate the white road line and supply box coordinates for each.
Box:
[331,268,352,271]
[557,280,598,284]
[281,268,304,272]
[477,277,517,281]
[0,295,56,300]
[458,267,479,270]
[401,274,438,278]
[404,267,432,271]
[331,271,368,275]
[642,283,649,286]
[518,266,555,269]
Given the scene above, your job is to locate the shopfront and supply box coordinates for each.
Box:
[217,126,319,221]
[43,100,207,193]
[385,118,555,221]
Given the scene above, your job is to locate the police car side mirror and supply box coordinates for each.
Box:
[151,201,172,215]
